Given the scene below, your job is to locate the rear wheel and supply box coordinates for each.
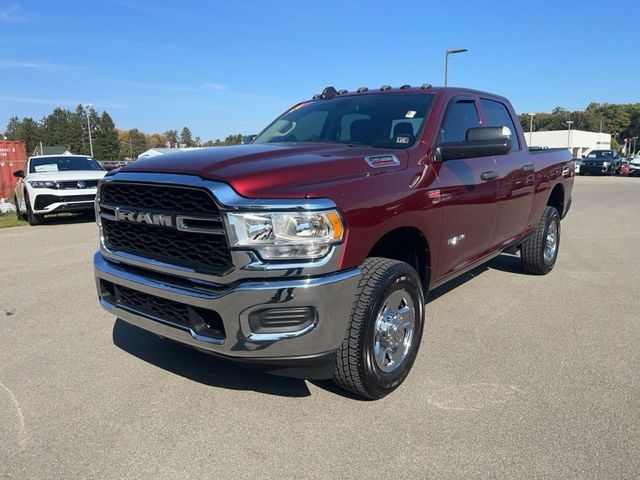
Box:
[521,206,560,275]
[333,257,425,399]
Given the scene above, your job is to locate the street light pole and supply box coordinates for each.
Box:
[444,48,468,86]
[527,113,536,146]
[84,103,94,158]
[566,120,574,153]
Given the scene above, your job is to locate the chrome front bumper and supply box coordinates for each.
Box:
[94,252,360,362]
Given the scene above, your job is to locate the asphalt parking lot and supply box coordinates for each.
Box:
[1,176,639,479]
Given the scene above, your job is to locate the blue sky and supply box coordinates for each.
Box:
[1,0,638,140]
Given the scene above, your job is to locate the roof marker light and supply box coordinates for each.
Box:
[400,84,411,90]
[357,87,368,93]
[420,84,432,90]
[380,85,391,91]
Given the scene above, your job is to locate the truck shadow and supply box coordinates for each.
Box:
[112,319,313,398]
[427,252,525,303]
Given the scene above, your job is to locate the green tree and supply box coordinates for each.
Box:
[93,111,119,160]
[180,127,193,147]
[4,116,43,154]
[118,129,148,160]
[164,129,178,147]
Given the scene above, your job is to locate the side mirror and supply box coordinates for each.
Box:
[436,127,511,161]
[242,134,257,144]
[13,170,25,178]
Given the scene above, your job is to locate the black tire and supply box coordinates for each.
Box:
[25,193,44,226]
[333,257,425,399]
[14,195,22,221]
[579,171,585,176]
[521,206,560,275]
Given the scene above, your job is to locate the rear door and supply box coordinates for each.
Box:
[432,96,498,279]
[479,97,534,244]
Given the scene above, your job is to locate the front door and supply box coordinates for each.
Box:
[432,97,498,279]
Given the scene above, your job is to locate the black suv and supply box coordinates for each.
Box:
[580,150,621,175]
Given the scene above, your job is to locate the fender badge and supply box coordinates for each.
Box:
[427,189,441,199]
[365,154,400,168]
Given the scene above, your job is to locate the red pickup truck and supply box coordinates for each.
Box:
[94,85,573,399]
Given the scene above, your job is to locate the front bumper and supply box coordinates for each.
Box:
[94,252,360,379]
[32,189,97,214]
[581,165,611,175]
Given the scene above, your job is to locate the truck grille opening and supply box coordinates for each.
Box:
[101,218,233,275]
[100,182,217,215]
[101,280,226,340]
[99,182,234,276]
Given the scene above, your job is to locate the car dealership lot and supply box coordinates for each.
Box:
[1,176,638,479]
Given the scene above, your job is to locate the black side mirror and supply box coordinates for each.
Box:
[242,134,257,144]
[13,170,24,178]
[436,127,511,161]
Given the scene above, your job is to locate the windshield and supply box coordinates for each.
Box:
[253,93,435,150]
[586,150,615,159]
[29,156,104,173]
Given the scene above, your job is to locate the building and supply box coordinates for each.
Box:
[527,130,611,158]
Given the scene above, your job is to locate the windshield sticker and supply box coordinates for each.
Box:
[396,136,410,144]
[405,110,417,119]
[34,164,59,173]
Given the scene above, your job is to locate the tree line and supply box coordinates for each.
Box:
[3,106,245,161]
[517,102,640,150]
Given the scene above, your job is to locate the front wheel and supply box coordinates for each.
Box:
[333,258,425,399]
[25,194,44,226]
[521,206,560,275]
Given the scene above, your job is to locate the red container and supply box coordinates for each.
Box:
[0,141,27,199]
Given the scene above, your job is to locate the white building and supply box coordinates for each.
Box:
[527,130,611,158]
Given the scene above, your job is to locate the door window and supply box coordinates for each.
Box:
[439,99,481,143]
[480,99,520,151]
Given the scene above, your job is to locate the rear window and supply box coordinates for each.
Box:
[480,99,520,150]
[253,93,435,150]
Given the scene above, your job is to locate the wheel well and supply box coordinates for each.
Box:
[547,184,564,216]
[367,227,430,289]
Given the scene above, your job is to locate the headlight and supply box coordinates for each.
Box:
[602,162,610,166]
[28,181,57,188]
[225,210,344,260]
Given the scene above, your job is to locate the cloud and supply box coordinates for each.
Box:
[203,82,227,90]
[0,59,71,71]
[0,3,29,23]
[0,96,129,109]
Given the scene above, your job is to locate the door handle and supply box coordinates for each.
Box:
[522,163,535,173]
[480,170,498,181]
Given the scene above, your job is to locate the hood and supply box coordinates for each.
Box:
[26,170,107,181]
[121,143,408,198]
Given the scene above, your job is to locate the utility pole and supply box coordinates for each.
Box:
[527,113,536,146]
[444,48,468,86]
[83,103,94,157]
[566,120,574,153]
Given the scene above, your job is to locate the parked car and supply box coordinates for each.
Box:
[575,158,582,174]
[93,85,574,399]
[628,156,640,177]
[579,149,620,175]
[13,155,107,225]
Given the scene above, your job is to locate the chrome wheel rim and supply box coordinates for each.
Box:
[373,289,416,373]
[544,221,558,264]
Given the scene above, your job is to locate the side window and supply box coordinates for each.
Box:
[480,99,520,151]
[440,99,481,143]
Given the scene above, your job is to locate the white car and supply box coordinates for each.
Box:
[13,155,107,225]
